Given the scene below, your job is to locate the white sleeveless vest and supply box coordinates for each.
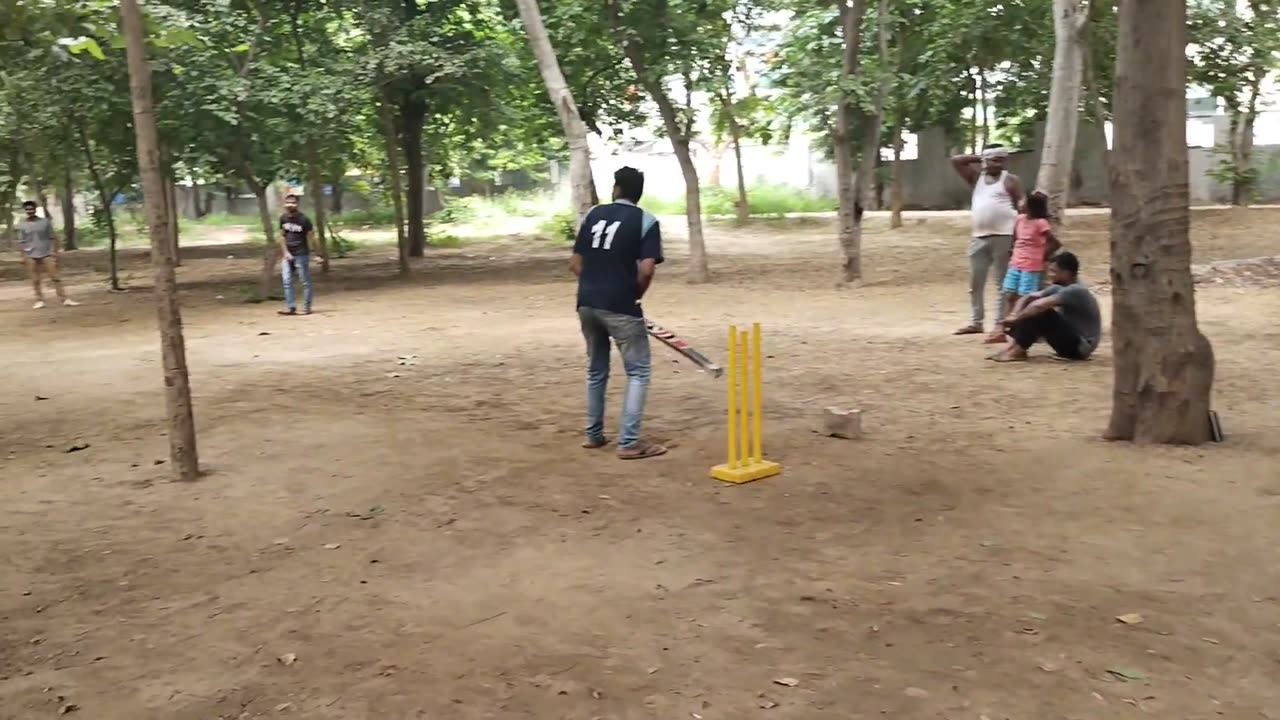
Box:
[971,171,1017,238]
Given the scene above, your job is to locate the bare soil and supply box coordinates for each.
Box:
[2,208,1279,720]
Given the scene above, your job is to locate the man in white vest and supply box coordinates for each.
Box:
[950,145,1024,340]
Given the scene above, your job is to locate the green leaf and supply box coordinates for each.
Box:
[68,37,106,60]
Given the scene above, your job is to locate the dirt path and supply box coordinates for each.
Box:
[1,209,1278,720]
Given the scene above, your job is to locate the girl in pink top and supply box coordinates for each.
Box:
[991,191,1060,342]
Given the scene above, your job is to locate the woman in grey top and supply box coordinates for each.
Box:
[16,200,78,309]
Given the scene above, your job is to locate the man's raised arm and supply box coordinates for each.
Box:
[950,153,981,186]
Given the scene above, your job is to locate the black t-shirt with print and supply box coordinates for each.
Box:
[573,200,664,317]
[280,212,314,255]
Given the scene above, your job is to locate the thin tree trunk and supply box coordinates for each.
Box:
[78,122,121,291]
[514,0,597,227]
[1105,0,1214,445]
[856,0,892,211]
[120,0,199,480]
[977,69,989,149]
[1232,76,1262,206]
[60,169,76,250]
[723,97,750,224]
[890,124,904,228]
[609,30,709,282]
[1037,0,1088,233]
[379,97,409,275]
[307,160,331,272]
[250,183,276,299]
[330,182,343,215]
[166,176,180,265]
[834,0,868,285]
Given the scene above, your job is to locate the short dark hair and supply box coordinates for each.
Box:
[1026,191,1050,220]
[614,167,644,202]
[1050,251,1079,275]
[22,200,37,209]
[284,193,299,203]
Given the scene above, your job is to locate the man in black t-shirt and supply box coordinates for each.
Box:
[571,167,666,459]
[278,193,316,315]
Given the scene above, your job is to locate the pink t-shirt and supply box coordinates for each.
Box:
[1011,215,1052,271]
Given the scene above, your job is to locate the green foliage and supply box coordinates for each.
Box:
[537,209,578,244]
[645,184,836,216]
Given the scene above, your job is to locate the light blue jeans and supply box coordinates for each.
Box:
[579,307,651,448]
[282,253,313,311]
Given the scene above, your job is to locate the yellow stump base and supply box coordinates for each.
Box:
[711,459,782,485]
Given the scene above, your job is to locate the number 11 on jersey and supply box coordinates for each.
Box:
[590,220,621,250]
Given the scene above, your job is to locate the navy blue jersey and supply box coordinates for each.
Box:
[574,200,663,317]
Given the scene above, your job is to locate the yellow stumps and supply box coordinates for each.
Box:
[711,323,782,484]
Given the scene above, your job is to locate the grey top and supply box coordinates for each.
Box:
[1043,283,1102,350]
[18,217,55,258]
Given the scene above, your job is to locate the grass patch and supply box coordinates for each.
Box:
[645,184,836,216]
[190,212,258,227]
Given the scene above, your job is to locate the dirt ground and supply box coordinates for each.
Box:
[2,208,1279,720]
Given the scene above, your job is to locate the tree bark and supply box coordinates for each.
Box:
[379,96,410,276]
[330,182,343,215]
[856,0,892,211]
[250,183,276,299]
[78,122,121,291]
[514,0,597,227]
[607,1,710,283]
[166,176,180,265]
[722,97,750,224]
[1037,0,1088,233]
[1231,75,1263,206]
[120,0,199,480]
[1104,0,1215,445]
[890,123,904,228]
[400,95,427,257]
[60,169,76,250]
[307,160,331,272]
[834,0,868,285]
[976,69,989,150]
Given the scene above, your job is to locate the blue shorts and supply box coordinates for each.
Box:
[1003,268,1043,295]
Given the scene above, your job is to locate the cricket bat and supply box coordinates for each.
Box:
[645,319,723,377]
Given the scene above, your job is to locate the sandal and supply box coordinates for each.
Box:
[953,324,983,335]
[617,441,668,460]
[582,436,609,449]
[983,332,1007,344]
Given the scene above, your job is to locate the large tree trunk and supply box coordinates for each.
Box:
[400,96,427,257]
[379,97,410,276]
[834,0,868,285]
[1037,0,1088,232]
[60,169,76,250]
[120,0,199,480]
[608,3,710,283]
[250,183,276,299]
[307,159,331,272]
[1104,0,1215,445]
[514,0,597,227]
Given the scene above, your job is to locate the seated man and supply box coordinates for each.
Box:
[989,251,1101,362]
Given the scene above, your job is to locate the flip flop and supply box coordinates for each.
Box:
[618,441,668,460]
[582,436,609,449]
[986,352,1027,363]
[983,333,1007,344]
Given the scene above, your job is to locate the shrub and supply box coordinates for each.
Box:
[537,209,577,244]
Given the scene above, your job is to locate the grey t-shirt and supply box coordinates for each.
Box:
[18,217,55,258]
[1043,283,1102,350]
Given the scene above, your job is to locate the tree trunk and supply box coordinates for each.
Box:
[834,0,868,285]
[330,182,343,215]
[890,124,904,228]
[1037,0,1088,233]
[514,0,597,227]
[250,183,276,299]
[1232,76,1262,206]
[166,177,180,265]
[856,0,892,211]
[192,185,204,217]
[60,169,76,250]
[120,0,199,480]
[723,99,750,224]
[1104,0,1215,445]
[607,2,710,283]
[379,97,410,276]
[976,69,989,149]
[400,96,427,257]
[78,122,121,291]
[307,159,331,272]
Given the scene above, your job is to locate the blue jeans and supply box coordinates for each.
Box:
[579,307,651,448]
[282,253,313,311]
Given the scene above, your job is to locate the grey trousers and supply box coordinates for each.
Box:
[967,234,1013,326]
